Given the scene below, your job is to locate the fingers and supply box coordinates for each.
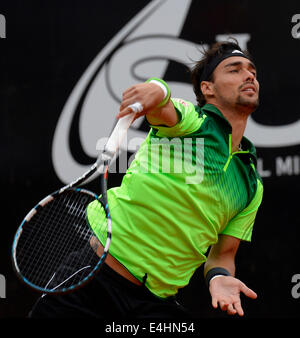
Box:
[218,301,237,316]
[211,296,218,309]
[117,105,132,119]
[233,300,244,317]
[117,97,146,119]
[117,106,147,120]
[240,282,258,299]
[214,299,242,316]
[119,96,139,114]
[226,304,237,315]
[212,289,257,316]
[118,85,146,118]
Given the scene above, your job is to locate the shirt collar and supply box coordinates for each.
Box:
[201,103,258,164]
[201,103,232,131]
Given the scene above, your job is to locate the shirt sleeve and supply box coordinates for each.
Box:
[148,98,205,137]
[220,179,264,241]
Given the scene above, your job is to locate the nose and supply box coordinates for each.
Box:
[245,69,255,82]
[244,69,255,82]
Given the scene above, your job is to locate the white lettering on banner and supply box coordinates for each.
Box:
[256,159,272,178]
[291,274,300,299]
[291,14,300,39]
[257,156,300,178]
[0,274,6,298]
[52,0,300,184]
[0,14,5,38]
[276,155,300,176]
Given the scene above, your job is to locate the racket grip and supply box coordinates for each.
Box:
[102,112,136,161]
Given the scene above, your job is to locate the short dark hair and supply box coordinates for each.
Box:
[190,39,252,107]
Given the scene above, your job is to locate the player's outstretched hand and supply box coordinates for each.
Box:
[209,276,257,316]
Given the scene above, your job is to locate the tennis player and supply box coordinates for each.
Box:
[29,39,263,318]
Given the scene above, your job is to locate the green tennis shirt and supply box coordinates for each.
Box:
[87,98,263,298]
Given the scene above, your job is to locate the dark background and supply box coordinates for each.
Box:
[0,0,299,319]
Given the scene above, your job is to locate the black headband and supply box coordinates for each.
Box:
[199,49,250,82]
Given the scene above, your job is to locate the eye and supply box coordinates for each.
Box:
[229,69,238,73]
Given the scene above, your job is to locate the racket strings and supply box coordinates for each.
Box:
[17,200,58,267]
[33,193,86,286]
[39,192,97,287]
[20,193,75,284]
[18,197,62,284]
[16,190,105,290]
[32,197,92,287]
[18,202,61,280]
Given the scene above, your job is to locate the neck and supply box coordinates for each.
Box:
[210,102,250,152]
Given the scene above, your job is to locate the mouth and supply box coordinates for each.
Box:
[240,84,256,94]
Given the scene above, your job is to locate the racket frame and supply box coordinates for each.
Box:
[12,184,111,294]
[12,111,137,294]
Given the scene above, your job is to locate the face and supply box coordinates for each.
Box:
[203,56,260,113]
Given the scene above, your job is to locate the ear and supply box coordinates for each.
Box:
[200,81,214,96]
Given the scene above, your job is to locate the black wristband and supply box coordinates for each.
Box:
[205,267,231,287]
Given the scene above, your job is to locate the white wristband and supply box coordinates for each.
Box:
[149,79,168,99]
[209,275,225,284]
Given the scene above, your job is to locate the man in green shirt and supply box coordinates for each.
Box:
[30,40,263,318]
[111,40,262,315]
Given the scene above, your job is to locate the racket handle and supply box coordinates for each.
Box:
[102,112,136,161]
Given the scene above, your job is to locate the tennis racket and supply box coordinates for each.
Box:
[12,105,140,294]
